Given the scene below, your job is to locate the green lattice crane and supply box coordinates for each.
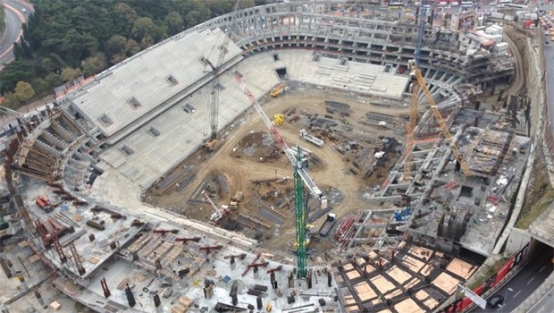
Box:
[294,147,307,278]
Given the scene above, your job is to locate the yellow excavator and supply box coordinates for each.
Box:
[273,114,285,126]
[270,83,286,97]
[202,139,219,152]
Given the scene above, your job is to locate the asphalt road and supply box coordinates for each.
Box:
[0,0,33,66]
[470,248,554,312]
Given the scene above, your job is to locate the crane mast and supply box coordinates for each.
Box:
[403,1,427,181]
[233,74,328,278]
[294,148,307,278]
[207,0,241,140]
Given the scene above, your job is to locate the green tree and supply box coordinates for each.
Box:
[32,78,51,94]
[105,35,127,56]
[132,17,157,41]
[44,73,62,87]
[140,36,154,49]
[0,60,35,93]
[14,82,35,103]
[61,67,83,82]
[81,53,107,77]
[2,93,20,109]
[115,2,138,22]
[165,11,184,35]
[105,35,128,64]
[42,57,58,72]
[3,0,256,104]
[126,39,140,56]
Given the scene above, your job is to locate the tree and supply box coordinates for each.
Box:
[14,82,35,103]
[31,78,51,94]
[44,73,62,87]
[0,60,35,93]
[165,11,184,35]
[2,0,252,105]
[81,53,107,77]
[42,57,58,72]
[126,39,140,56]
[132,17,157,41]
[140,36,154,49]
[2,92,20,109]
[115,2,138,22]
[61,67,83,82]
[105,35,128,64]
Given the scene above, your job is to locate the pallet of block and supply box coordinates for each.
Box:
[171,296,193,313]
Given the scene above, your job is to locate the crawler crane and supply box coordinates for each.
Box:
[202,0,241,150]
[202,190,229,224]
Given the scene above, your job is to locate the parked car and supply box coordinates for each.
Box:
[487,295,504,309]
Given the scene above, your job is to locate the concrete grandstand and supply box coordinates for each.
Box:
[4,1,553,313]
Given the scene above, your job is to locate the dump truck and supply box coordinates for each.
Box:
[318,213,337,237]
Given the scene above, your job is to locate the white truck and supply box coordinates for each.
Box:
[299,129,324,147]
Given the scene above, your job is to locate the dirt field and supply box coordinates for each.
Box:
[145,88,410,252]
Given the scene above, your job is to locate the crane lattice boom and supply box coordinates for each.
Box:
[202,190,220,213]
[409,62,471,176]
[294,148,307,278]
[208,0,242,139]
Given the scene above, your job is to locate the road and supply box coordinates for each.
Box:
[470,249,554,312]
[0,0,33,66]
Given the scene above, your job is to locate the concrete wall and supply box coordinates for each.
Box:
[504,228,532,254]
[434,25,546,313]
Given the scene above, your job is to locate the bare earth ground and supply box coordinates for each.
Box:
[145,89,410,252]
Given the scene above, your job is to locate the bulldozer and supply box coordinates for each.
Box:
[270,83,286,97]
[202,139,219,152]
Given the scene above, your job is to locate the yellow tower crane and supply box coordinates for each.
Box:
[406,60,471,176]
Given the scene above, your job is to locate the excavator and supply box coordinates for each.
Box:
[270,83,286,97]
[202,139,219,152]
[273,114,285,126]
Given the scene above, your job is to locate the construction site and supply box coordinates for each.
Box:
[1,1,551,313]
